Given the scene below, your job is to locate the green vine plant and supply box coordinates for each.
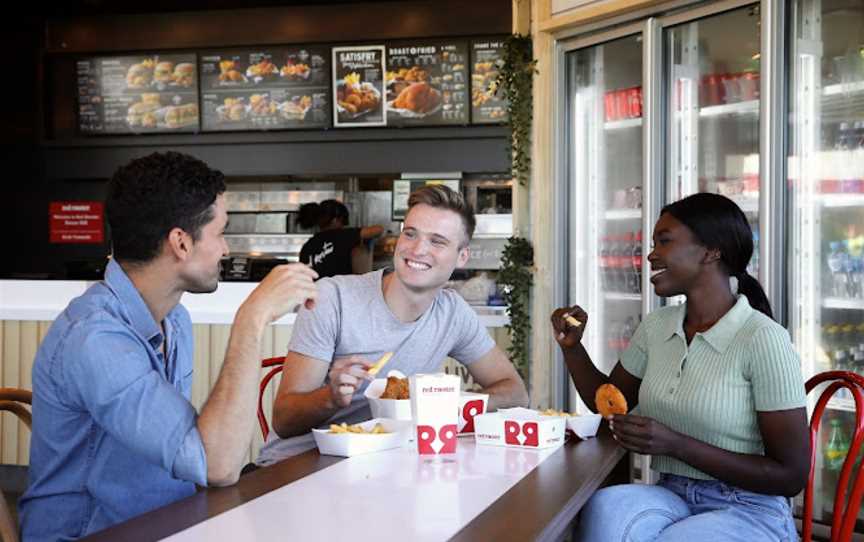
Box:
[493,34,537,187]
[498,236,534,382]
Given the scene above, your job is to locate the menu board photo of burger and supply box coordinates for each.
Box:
[470,39,508,124]
[332,45,386,128]
[76,53,199,134]
[198,46,330,132]
[386,41,469,126]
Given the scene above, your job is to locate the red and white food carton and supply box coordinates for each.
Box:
[473,407,566,450]
[410,373,460,454]
[457,391,489,435]
[364,370,412,421]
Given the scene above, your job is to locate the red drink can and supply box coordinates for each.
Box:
[615,88,629,119]
[604,91,617,122]
[628,86,642,118]
[706,74,722,106]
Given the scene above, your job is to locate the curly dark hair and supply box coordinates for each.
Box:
[106,152,226,263]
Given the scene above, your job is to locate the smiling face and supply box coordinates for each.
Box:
[647,212,712,298]
[393,203,470,294]
[179,194,230,294]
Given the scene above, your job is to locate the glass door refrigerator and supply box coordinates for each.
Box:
[788,0,864,530]
[563,28,653,480]
[665,4,763,276]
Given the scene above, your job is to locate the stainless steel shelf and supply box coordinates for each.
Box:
[604,292,642,302]
[819,194,864,208]
[699,100,759,117]
[823,297,864,310]
[604,209,642,221]
[604,118,642,130]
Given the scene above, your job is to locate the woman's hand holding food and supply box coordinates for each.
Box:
[608,414,684,457]
[327,356,372,408]
[550,305,588,349]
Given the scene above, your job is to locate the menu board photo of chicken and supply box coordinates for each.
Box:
[198,47,329,132]
[77,53,199,134]
[386,41,469,126]
[471,39,508,124]
[332,45,386,128]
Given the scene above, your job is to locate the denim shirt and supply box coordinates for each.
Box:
[19,259,207,541]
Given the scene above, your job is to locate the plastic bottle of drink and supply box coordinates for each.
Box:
[621,232,635,293]
[609,234,624,293]
[824,418,850,471]
[827,241,844,297]
[748,230,760,276]
[599,236,611,290]
[631,230,643,294]
[825,324,840,370]
[841,239,854,298]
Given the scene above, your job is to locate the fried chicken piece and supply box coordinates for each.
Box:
[379,376,409,400]
[393,82,441,113]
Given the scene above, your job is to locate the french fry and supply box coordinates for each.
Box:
[328,422,389,434]
[367,352,394,377]
[540,408,572,417]
[564,315,582,328]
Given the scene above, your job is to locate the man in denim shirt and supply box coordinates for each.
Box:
[19,152,318,541]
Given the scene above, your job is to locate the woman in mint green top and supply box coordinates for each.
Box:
[552,193,809,541]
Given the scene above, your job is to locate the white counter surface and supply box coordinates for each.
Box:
[0,280,508,327]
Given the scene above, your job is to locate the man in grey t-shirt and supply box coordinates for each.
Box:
[257,186,529,465]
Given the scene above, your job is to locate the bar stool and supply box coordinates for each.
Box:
[0,388,32,542]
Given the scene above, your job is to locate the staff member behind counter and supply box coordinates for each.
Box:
[298,199,385,279]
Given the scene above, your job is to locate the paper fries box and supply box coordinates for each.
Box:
[410,373,460,454]
[473,411,566,450]
[311,418,412,457]
[458,391,489,435]
[566,414,602,439]
[364,376,412,421]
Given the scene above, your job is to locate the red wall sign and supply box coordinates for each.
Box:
[49,201,105,244]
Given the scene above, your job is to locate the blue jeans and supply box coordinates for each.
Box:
[575,474,798,542]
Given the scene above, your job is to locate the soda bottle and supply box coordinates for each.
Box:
[609,234,624,292]
[825,418,850,471]
[600,236,611,289]
[631,230,643,294]
[622,232,635,293]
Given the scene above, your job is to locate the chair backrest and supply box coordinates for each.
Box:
[803,371,864,542]
[0,388,32,542]
[258,357,287,441]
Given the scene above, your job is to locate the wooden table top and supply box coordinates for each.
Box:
[83,426,626,542]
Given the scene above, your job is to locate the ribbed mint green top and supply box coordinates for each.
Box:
[620,295,806,480]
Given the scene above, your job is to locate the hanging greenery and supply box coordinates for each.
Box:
[494,34,537,187]
[498,236,534,381]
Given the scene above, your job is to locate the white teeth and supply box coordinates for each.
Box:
[406,259,431,270]
[651,269,666,277]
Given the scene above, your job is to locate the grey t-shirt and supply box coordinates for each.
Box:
[256,268,496,464]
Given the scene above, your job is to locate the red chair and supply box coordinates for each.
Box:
[803,371,864,542]
[258,357,287,441]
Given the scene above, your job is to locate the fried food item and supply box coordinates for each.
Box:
[329,422,389,434]
[281,63,310,79]
[595,383,628,418]
[379,376,409,400]
[564,315,582,328]
[367,352,393,377]
[164,103,198,128]
[337,73,379,116]
[539,408,572,417]
[393,82,441,113]
[386,66,429,83]
[248,59,277,77]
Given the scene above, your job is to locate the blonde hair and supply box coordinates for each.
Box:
[407,185,475,245]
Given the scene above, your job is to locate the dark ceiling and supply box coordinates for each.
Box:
[27,0,408,17]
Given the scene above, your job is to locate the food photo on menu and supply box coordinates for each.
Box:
[332,45,386,127]
[76,53,200,134]
[471,39,508,123]
[198,47,329,131]
[385,42,469,126]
